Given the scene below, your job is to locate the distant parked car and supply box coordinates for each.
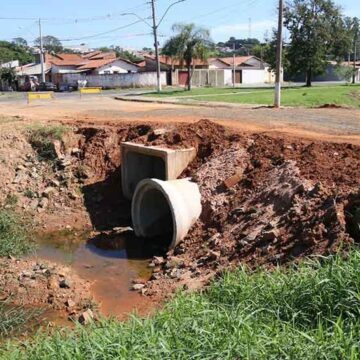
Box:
[57,83,77,92]
[38,82,57,91]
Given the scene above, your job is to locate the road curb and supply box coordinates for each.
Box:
[114,96,267,109]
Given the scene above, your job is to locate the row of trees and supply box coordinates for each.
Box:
[162,0,360,88]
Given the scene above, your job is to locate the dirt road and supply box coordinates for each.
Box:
[0,96,359,144]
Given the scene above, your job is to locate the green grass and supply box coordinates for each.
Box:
[0,303,42,339]
[0,209,34,257]
[4,249,360,359]
[147,84,360,108]
[27,125,69,161]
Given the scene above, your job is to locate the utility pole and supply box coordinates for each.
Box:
[151,0,162,92]
[38,18,45,83]
[233,43,236,88]
[353,41,357,84]
[274,0,283,108]
[123,0,184,92]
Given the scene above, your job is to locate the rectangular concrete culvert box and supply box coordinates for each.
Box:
[121,142,197,199]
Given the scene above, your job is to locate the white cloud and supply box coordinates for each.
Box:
[211,20,276,38]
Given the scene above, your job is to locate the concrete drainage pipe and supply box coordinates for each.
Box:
[131,178,202,249]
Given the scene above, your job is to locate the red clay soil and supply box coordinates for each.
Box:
[73,119,360,297]
[1,119,359,309]
[120,120,360,297]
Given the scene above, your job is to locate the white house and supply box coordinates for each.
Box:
[208,56,275,84]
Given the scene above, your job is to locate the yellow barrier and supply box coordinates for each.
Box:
[27,92,54,104]
[79,87,102,98]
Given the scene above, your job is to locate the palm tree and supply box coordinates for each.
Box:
[162,23,213,91]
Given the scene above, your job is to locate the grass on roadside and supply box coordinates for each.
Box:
[0,303,42,339]
[0,209,34,257]
[3,249,360,359]
[146,84,360,108]
[27,124,69,161]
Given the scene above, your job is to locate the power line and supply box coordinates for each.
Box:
[58,20,144,41]
[0,2,149,24]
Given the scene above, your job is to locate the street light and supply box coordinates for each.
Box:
[122,0,186,92]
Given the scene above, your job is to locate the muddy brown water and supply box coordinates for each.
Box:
[31,230,157,321]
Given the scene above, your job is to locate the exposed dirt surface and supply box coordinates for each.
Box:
[0,257,94,321]
[0,102,359,320]
[133,120,360,297]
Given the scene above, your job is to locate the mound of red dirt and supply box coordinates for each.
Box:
[135,121,360,297]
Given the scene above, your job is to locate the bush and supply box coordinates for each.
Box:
[4,250,360,359]
[0,209,34,257]
[27,125,68,161]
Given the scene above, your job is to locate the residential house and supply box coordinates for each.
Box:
[76,58,139,75]
[208,56,275,84]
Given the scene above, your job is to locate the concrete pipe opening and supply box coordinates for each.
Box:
[131,179,202,250]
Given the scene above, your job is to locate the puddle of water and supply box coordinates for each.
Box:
[32,230,158,320]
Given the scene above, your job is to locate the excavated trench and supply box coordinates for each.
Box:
[0,119,360,331]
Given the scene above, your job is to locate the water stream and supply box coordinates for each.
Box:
[32,229,157,320]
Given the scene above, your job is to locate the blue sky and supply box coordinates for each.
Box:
[1,0,359,50]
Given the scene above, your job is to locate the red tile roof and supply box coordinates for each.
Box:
[145,55,208,66]
[77,58,116,70]
[211,56,254,66]
[88,52,116,60]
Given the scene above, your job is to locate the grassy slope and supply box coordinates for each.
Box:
[147,85,360,108]
[3,250,360,359]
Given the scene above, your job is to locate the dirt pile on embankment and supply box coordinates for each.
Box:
[0,119,359,306]
[138,121,360,297]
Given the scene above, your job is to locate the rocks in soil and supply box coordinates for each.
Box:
[59,278,71,289]
[0,258,93,315]
[132,283,145,291]
[78,309,94,325]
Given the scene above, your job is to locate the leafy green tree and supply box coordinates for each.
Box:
[346,17,359,83]
[284,0,350,86]
[162,23,213,90]
[0,68,16,89]
[0,41,34,65]
[34,35,63,53]
[12,37,27,47]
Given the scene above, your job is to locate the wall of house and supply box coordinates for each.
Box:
[264,67,276,83]
[95,60,138,74]
[242,69,266,84]
[174,69,233,87]
[208,59,229,70]
[62,71,167,88]
[51,65,79,74]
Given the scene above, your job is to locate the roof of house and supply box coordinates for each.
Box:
[45,53,84,66]
[89,52,116,60]
[142,55,266,67]
[210,56,254,66]
[76,57,138,70]
[16,63,51,76]
[82,51,102,59]
[77,58,117,70]
[143,55,208,66]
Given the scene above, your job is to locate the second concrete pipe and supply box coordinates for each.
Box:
[131,178,202,249]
